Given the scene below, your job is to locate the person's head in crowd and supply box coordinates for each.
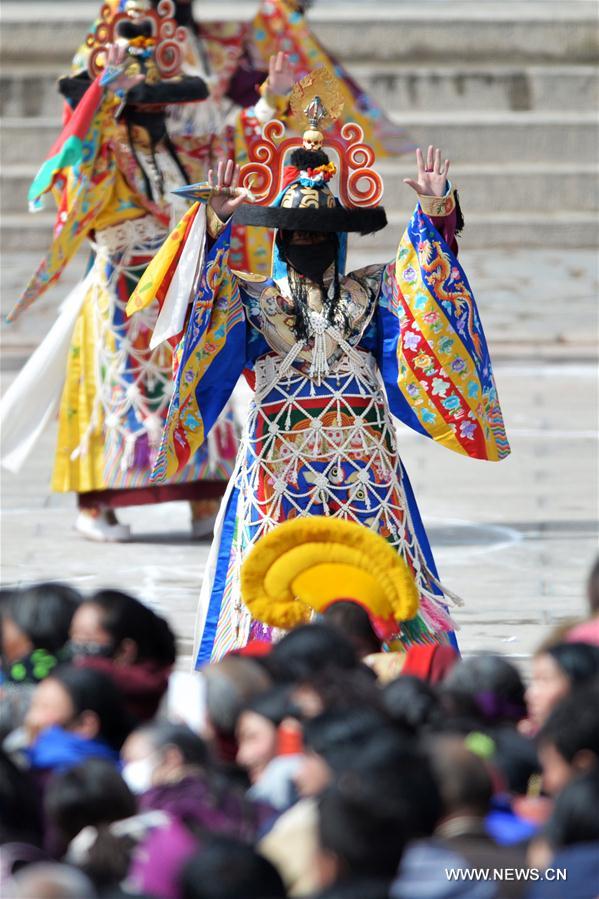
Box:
[526,641,599,729]
[236,687,299,784]
[427,735,494,825]
[69,590,176,669]
[1,583,80,675]
[45,759,136,861]
[528,768,599,872]
[440,653,527,726]
[268,623,359,685]
[180,835,287,899]
[68,590,176,721]
[317,778,404,895]
[485,724,541,797]
[536,684,599,796]
[8,862,97,899]
[362,732,443,839]
[289,663,380,720]
[0,749,44,846]
[305,729,440,894]
[25,665,132,765]
[315,739,440,894]
[203,655,272,764]
[544,769,599,850]
[121,722,210,794]
[321,601,382,659]
[382,676,442,735]
[121,726,271,894]
[294,706,393,799]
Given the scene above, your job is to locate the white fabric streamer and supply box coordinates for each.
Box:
[150,204,206,349]
[0,270,93,473]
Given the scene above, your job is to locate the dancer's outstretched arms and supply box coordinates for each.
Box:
[376,146,510,462]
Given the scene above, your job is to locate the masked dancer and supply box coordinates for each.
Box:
[129,70,510,663]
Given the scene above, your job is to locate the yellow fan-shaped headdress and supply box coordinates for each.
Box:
[241,517,420,633]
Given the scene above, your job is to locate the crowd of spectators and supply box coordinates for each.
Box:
[1,557,598,899]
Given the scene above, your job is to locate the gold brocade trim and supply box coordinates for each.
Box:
[206,205,227,239]
[230,269,267,283]
[418,189,456,218]
[258,80,290,117]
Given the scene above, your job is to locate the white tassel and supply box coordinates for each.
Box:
[71,428,91,461]
[121,434,136,471]
[308,316,330,383]
[426,570,466,607]
[144,414,163,449]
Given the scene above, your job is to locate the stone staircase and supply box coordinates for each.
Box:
[1,0,598,334]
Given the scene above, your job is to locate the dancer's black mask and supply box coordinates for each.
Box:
[278,233,338,283]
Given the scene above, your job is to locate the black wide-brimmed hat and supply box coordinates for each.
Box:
[58,71,208,110]
[234,148,387,235]
[234,203,387,235]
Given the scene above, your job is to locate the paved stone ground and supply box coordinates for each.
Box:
[1,248,598,670]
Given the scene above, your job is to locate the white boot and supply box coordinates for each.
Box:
[75,510,131,543]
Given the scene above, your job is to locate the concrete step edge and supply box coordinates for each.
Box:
[349,63,599,76]
[3,62,598,76]
[3,211,597,227]
[3,112,599,127]
[1,2,598,23]
[4,162,599,178]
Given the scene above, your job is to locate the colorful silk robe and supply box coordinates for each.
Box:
[6,81,235,499]
[130,206,509,662]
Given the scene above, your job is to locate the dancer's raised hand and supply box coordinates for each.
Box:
[403,146,450,198]
[208,160,248,220]
[267,51,294,97]
[102,43,144,94]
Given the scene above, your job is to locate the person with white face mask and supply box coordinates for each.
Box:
[119,722,272,829]
[118,722,275,899]
[121,750,160,796]
[120,727,162,795]
[120,722,212,795]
